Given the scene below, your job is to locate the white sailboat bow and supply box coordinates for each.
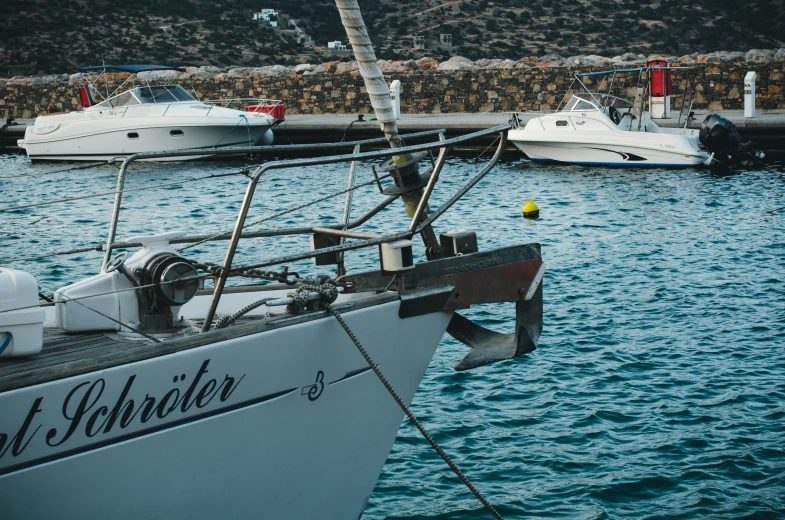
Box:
[0,3,544,519]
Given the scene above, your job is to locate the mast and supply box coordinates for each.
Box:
[334,0,402,149]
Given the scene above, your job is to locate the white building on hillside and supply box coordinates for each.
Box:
[253,9,279,27]
[327,41,347,50]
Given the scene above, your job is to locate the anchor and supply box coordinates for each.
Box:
[340,243,544,371]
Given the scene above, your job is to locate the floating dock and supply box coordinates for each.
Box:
[3,111,785,156]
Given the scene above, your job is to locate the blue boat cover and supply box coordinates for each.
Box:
[78,64,185,73]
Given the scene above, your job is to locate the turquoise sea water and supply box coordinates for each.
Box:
[1,152,784,518]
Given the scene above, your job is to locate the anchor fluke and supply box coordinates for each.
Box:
[448,288,541,371]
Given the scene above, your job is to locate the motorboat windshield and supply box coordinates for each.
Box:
[561,92,635,112]
[95,85,196,108]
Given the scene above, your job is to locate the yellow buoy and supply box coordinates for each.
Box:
[522,199,539,219]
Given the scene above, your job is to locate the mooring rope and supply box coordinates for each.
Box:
[213,297,277,329]
[0,169,250,213]
[0,161,113,180]
[212,114,250,149]
[323,301,504,519]
[177,172,392,252]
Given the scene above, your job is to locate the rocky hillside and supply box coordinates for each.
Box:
[1,0,783,75]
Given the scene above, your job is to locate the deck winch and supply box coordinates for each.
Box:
[55,232,199,334]
[110,250,200,332]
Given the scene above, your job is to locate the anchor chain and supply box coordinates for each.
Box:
[189,261,299,284]
[324,301,504,520]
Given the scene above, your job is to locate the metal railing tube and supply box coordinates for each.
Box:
[338,146,361,276]
[231,230,413,273]
[201,165,271,331]
[103,126,510,330]
[108,195,400,250]
[103,153,144,270]
[409,145,451,233]
[244,125,510,183]
[100,128,452,266]
[416,130,507,233]
[227,132,507,274]
[311,227,379,240]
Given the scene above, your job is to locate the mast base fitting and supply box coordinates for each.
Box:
[378,151,434,195]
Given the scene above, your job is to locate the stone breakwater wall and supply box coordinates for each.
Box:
[3,49,784,119]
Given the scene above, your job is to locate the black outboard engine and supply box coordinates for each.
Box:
[699,114,764,165]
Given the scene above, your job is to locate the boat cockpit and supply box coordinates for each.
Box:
[90,85,197,110]
[562,92,634,112]
[561,92,638,127]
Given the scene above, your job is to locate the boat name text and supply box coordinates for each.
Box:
[443,258,499,275]
[0,359,244,461]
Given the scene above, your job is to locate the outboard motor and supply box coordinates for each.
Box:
[699,114,764,165]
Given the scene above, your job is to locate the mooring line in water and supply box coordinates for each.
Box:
[177,172,392,252]
[476,134,501,159]
[324,302,505,520]
[0,169,249,212]
[0,161,113,180]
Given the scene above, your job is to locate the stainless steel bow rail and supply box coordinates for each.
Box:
[98,124,510,331]
[0,129,442,265]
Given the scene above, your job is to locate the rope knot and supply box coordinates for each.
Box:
[286,281,338,314]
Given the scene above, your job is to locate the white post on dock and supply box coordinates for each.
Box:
[390,80,401,120]
[744,71,756,118]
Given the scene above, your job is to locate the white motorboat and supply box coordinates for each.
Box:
[17,65,277,162]
[509,68,762,167]
[510,91,715,167]
[0,4,544,518]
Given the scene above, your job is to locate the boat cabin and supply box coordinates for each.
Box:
[91,85,197,109]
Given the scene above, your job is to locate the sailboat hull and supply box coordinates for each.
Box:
[0,299,450,519]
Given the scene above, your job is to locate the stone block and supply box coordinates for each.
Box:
[708,100,724,111]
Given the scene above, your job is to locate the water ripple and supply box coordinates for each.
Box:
[1,154,784,518]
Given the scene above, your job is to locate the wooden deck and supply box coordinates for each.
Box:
[0,292,398,393]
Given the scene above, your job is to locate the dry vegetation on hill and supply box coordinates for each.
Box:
[1,0,782,74]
